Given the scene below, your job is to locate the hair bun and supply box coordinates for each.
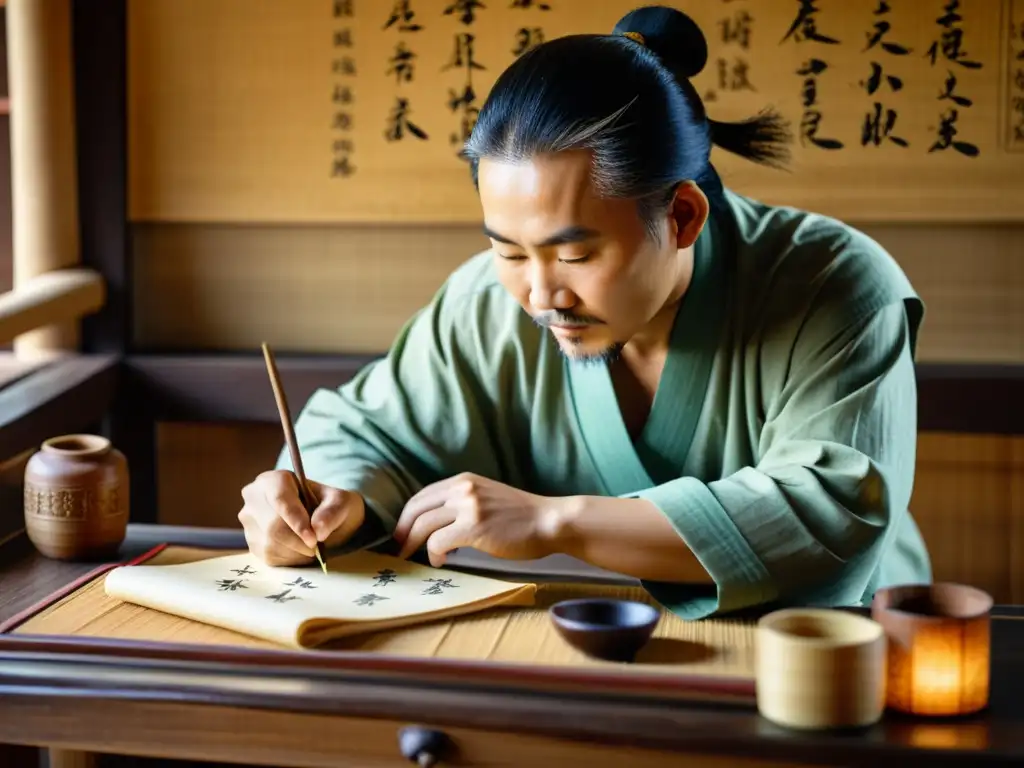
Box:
[613,5,708,79]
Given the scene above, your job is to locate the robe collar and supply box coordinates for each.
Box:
[566,209,730,496]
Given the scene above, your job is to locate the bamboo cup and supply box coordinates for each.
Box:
[755,608,887,730]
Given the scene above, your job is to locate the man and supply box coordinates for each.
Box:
[238,8,931,619]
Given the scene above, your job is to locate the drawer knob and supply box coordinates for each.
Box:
[398,725,452,767]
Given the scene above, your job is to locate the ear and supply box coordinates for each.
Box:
[670,181,709,249]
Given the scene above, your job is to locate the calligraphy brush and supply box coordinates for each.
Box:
[261,342,328,574]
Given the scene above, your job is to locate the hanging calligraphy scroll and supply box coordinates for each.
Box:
[126,0,1024,224]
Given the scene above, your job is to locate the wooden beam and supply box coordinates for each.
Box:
[0,268,104,346]
[6,0,82,353]
[124,353,1024,436]
[69,0,147,525]
[915,364,1023,435]
[72,0,130,355]
[124,353,374,423]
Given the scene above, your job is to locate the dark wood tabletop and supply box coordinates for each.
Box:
[2,523,1024,768]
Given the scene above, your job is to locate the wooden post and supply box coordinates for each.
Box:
[6,0,81,358]
[47,748,97,768]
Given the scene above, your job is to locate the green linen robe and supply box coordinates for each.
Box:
[278,188,932,620]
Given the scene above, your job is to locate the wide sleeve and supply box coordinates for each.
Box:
[632,297,925,619]
[274,279,513,554]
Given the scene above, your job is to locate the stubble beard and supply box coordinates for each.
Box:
[529,311,623,366]
[555,334,625,367]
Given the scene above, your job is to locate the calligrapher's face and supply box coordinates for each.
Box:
[477,150,687,363]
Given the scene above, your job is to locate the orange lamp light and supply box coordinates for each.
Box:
[871,583,993,717]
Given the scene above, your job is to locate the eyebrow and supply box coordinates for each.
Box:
[483,224,601,248]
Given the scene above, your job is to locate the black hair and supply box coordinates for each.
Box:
[462,5,792,238]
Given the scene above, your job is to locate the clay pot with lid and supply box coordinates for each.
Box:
[24,434,129,560]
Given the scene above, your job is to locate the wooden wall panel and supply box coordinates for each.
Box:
[155,423,1024,606]
[155,421,282,528]
[131,221,1024,362]
[910,434,1023,603]
[864,223,1024,364]
[131,223,489,354]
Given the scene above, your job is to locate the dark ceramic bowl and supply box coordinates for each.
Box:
[549,598,660,662]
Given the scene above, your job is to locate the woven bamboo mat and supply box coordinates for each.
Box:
[7,545,757,679]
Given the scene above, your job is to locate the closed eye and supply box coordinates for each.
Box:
[494,252,593,263]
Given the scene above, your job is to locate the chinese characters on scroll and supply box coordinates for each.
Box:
[324,1,1007,177]
[781,0,985,157]
[384,1,429,143]
[860,0,910,148]
[209,565,463,608]
[511,0,550,57]
[706,0,756,102]
[331,0,356,177]
[783,0,845,149]
[1008,0,1024,149]
[375,0,554,160]
[443,1,487,157]
[925,0,981,157]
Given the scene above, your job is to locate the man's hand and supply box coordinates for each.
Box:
[393,472,564,566]
[238,469,365,566]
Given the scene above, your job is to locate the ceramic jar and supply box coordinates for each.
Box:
[24,434,129,560]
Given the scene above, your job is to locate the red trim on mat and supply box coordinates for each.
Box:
[0,542,170,634]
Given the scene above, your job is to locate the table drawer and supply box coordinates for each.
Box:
[1,696,821,768]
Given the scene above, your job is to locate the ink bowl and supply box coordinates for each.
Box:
[549,598,660,663]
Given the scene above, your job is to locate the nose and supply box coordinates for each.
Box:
[528,261,574,313]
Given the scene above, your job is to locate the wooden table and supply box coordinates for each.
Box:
[2,524,1023,768]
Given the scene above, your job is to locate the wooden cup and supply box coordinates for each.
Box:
[871,583,993,717]
[24,434,130,561]
[755,608,887,730]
